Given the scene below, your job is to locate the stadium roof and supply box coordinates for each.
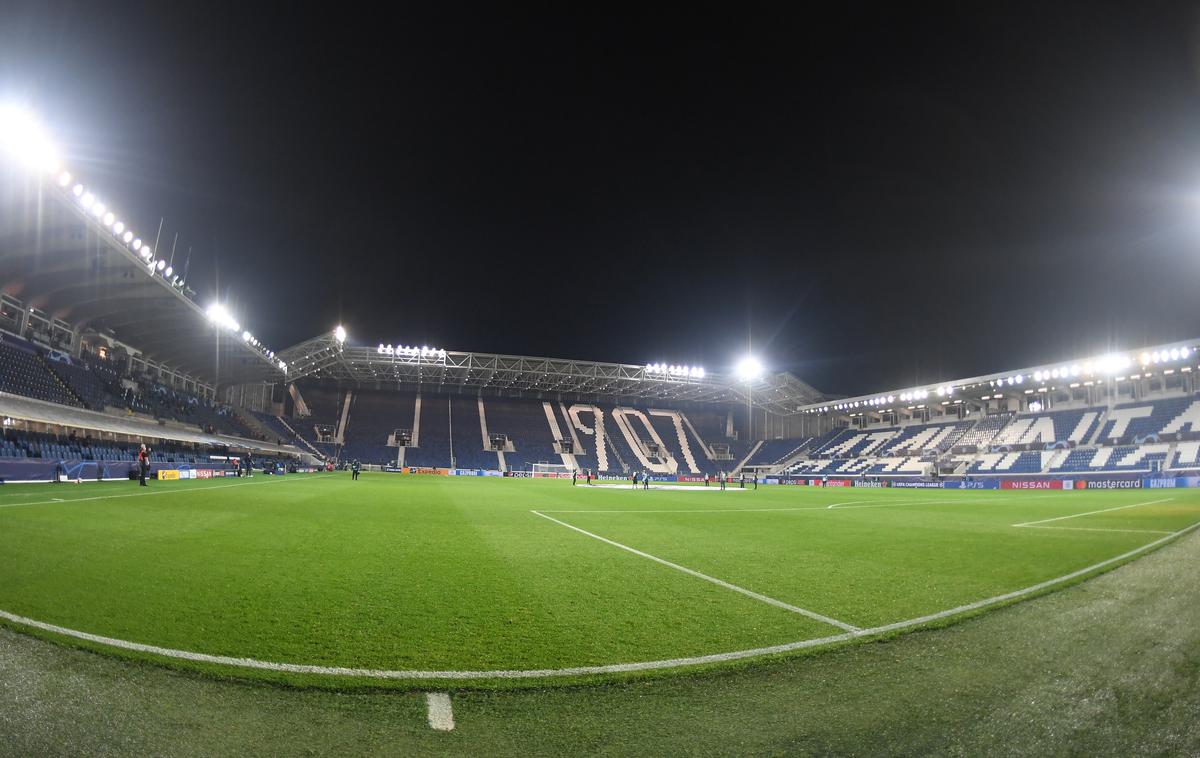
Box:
[795,338,1199,418]
[278,331,826,415]
[0,166,285,387]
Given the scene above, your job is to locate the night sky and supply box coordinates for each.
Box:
[4,3,1200,396]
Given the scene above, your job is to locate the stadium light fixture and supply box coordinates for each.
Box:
[0,105,60,174]
[72,183,83,197]
[736,356,764,382]
[57,171,70,187]
[113,221,125,235]
[80,193,95,209]
[164,266,172,277]
[334,325,347,343]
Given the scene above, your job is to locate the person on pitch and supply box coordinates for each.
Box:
[572,469,577,486]
[351,459,361,480]
[137,443,150,486]
[643,470,650,490]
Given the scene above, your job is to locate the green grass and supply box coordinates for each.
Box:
[0,472,1197,689]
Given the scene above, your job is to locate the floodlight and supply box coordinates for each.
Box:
[144,247,153,258]
[57,171,70,187]
[80,193,95,209]
[102,212,114,226]
[334,325,347,343]
[164,266,172,277]
[132,239,142,251]
[242,330,252,342]
[72,183,83,197]
[1141,352,1151,365]
[1015,374,1023,384]
[1152,352,1161,363]
[123,231,133,243]
[0,105,60,173]
[1182,347,1191,359]
[736,356,764,381]
[1171,348,1181,360]
[936,387,946,397]
[113,221,125,235]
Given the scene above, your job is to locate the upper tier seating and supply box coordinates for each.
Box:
[990,408,1100,447]
[953,413,1013,449]
[0,338,81,408]
[1096,397,1200,443]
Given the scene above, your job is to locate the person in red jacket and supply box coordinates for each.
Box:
[137,444,150,487]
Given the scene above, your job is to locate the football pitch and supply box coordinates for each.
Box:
[0,472,1197,689]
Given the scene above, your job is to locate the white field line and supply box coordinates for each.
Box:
[530,510,860,631]
[1013,498,1175,527]
[425,692,455,731]
[0,474,334,510]
[538,495,1060,515]
[1016,525,1174,535]
[2,520,1195,681]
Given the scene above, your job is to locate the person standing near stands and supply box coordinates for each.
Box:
[137,443,150,486]
[244,451,253,478]
[753,473,758,491]
[571,469,577,486]
[643,471,650,490]
[351,459,361,480]
[719,471,726,491]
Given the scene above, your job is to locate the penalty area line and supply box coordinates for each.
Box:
[530,509,860,632]
[1013,497,1175,528]
[1015,525,1174,535]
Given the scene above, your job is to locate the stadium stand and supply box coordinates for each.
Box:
[405,393,452,468]
[990,408,1100,448]
[0,337,82,408]
[483,397,557,472]
[1096,396,1200,443]
[743,437,812,468]
[952,413,1013,450]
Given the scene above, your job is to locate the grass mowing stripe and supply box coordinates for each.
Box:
[3,520,1196,682]
[1012,497,1174,527]
[0,474,334,509]
[530,510,861,632]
